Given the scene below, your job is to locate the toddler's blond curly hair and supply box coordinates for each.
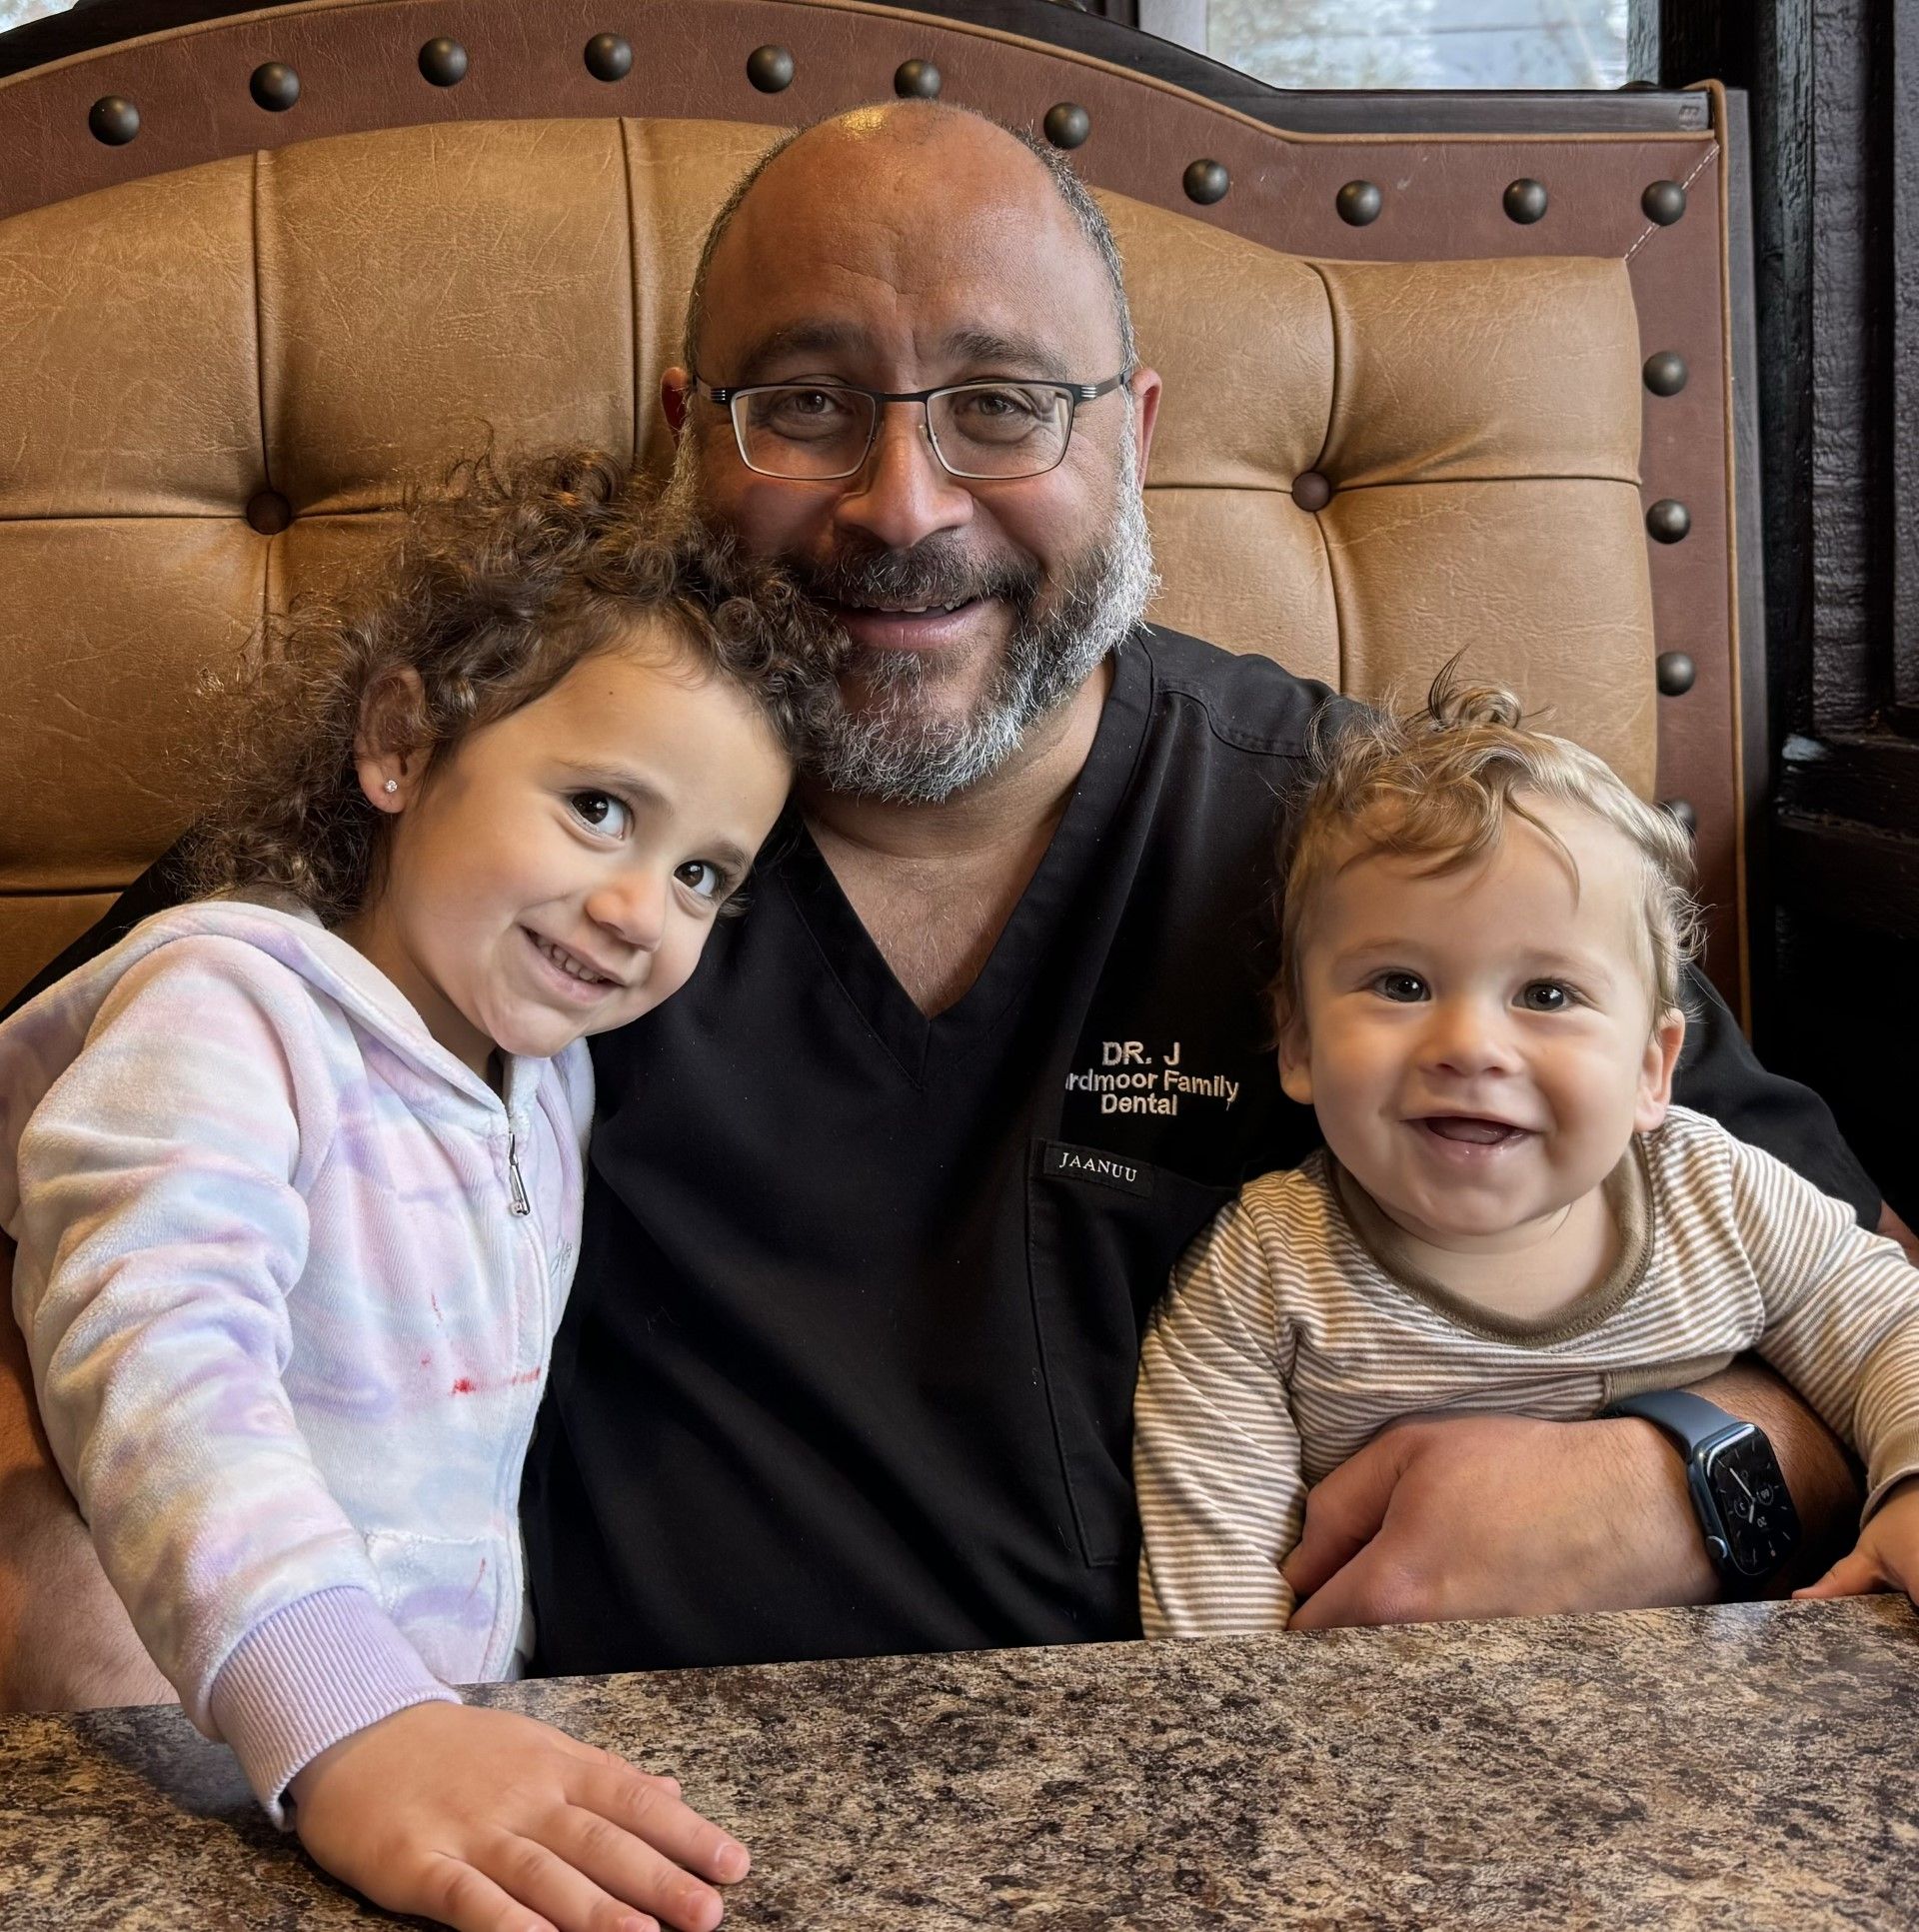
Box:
[1276,664,1702,1036]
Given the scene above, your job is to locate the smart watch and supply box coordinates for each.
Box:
[1605,1388,1800,1587]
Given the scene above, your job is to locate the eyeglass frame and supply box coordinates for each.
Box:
[685,369,1134,482]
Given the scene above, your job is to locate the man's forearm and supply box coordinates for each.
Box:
[0,1244,175,1710]
[1688,1356,1862,1592]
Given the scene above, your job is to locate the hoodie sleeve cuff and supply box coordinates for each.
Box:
[208,1586,460,1826]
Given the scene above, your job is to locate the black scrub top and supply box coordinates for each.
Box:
[5,629,1881,1673]
[516,628,1880,1674]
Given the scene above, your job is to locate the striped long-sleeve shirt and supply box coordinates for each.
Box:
[1134,1104,1919,1636]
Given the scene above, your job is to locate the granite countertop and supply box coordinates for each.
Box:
[2,1596,1915,1930]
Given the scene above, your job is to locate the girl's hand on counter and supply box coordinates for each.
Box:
[1794,1475,1919,1604]
[287,1700,750,1932]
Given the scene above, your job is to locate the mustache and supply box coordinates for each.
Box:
[789,540,1040,615]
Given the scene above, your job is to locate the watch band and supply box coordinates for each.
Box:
[1606,1387,1749,1451]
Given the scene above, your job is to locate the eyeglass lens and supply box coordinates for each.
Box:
[735,384,1074,480]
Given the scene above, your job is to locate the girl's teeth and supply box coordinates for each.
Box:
[538,938,605,983]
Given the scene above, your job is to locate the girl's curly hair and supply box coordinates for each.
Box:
[182,447,843,927]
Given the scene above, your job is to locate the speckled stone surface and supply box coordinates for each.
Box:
[2,1597,1916,1930]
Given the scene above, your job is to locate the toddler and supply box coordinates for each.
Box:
[1135,674,1919,1635]
[0,450,833,1930]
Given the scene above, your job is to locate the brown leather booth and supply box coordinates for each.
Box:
[0,0,1751,1009]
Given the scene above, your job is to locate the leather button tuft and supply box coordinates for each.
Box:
[1044,103,1090,150]
[1291,471,1333,513]
[245,491,293,536]
[894,59,942,99]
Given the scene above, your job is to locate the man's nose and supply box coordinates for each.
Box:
[834,404,974,553]
[586,870,667,953]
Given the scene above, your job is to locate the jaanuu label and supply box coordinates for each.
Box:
[1039,1140,1155,1199]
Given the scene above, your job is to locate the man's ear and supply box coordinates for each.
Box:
[662,367,692,440]
[1277,1008,1314,1108]
[353,667,428,813]
[1634,1005,1687,1133]
[1128,365,1163,481]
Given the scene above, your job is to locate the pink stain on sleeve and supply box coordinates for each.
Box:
[451,1377,476,1394]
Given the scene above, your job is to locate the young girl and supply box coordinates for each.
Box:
[1134,674,1919,1637]
[0,450,833,1932]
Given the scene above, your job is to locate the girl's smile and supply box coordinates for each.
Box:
[340,626,792,1081]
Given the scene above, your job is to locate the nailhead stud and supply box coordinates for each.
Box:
[894,58,941,99]
[249,62,300,111]
[747,45,795,92]
[1642,179,1687,225]
[1646,499,1691,544]
[1043,103,1090,150]
[1656,651,1697,697]
[1183,159,1229,206]
[1643,351,1688,397]
[88,96,140,145]
[1336,180,1382,226]
[585,34,633,82]
[418,36,469,87]
[1503,178,1548,224]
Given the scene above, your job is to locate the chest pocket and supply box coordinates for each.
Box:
[1025,1141,1234,1567]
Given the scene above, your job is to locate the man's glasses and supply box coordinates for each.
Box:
[688,373,1131,482]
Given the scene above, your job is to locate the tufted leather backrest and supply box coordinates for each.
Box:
[0,111,1658,1004]
[4,0,1754,1012]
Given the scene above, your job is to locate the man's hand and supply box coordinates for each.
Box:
[1280,1410,1716,1629]
[290,1701,751,1932]
[0,1239,175,1710]
[1280,1361,1860,1630]
[1795,1475,1919,1603]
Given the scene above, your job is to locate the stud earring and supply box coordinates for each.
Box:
[384,779,399,795]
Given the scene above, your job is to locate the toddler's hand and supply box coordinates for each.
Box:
[288,1700,750,1932]
[1794,1475,1919,1605]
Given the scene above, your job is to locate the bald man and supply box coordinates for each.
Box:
[0,99,1894,1925]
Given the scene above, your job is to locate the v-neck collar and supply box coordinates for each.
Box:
[776,636,1156,1086]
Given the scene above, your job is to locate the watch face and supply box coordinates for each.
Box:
[1702,1431,1800,1577]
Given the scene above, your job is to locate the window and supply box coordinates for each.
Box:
[1135,0,1631,91]
[0,0,66,30]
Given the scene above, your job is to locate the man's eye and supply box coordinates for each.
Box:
[675,859,727,901]
[1372,970,1428,1003]
[569,792,631,837]
[758,388,861,435]
[1519,981,1573,1012]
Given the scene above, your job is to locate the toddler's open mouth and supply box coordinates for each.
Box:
[1414,1115,1533,1148]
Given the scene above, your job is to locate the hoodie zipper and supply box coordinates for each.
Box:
[506,1130,531,1215]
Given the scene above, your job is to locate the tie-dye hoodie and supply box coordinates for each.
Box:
[0,897,592,1820]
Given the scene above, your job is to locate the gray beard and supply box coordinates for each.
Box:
[661,436,1158,804]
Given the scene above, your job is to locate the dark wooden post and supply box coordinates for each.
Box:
[1660,0,1919,1220]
